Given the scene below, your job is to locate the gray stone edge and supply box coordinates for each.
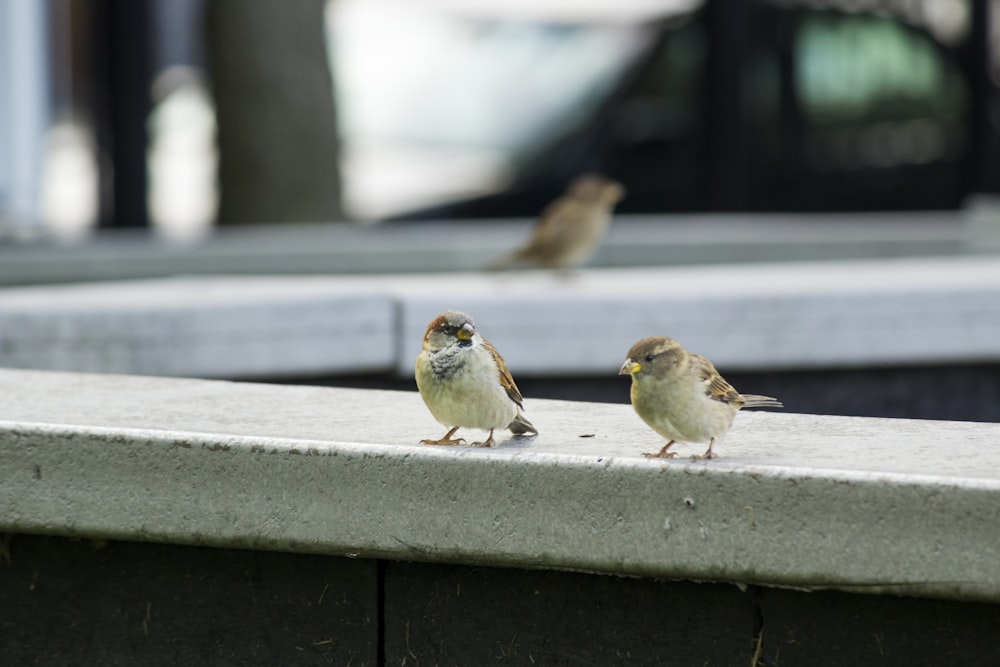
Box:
[3,419,999,603]
[3,254,1000,377]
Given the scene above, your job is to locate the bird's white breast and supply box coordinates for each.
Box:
[416,340,518,430]
[632,375,736,443]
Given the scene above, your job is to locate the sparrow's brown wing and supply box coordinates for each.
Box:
[482,338,524,408]
[692,354,743,406]
[526,197,583,253]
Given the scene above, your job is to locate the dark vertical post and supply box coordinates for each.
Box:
[774,10,805,210]
[702,0,753,210]
[205,0,343,225]
[967,0,1000,196]
[92,0,153,228]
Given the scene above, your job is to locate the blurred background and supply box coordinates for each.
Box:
[1,0,998,238]
[1,0,999,423]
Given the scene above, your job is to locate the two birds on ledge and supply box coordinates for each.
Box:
[415,310,782,461]
[417,175,781,459]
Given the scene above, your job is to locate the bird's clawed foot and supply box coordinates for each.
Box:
[642,441,678,459]
[421,426,466,446]
[690,440,718,460]
[471,430,497,448]
[421,437,467,446]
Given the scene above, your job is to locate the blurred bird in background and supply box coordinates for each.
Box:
[486,173,624,271]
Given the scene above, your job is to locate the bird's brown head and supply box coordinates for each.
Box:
[618,336,685,378]
[423,310,477,351]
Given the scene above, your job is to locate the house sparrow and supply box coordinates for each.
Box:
[415,310,537,447]
[618,337,782,460]
[486,173,625,271]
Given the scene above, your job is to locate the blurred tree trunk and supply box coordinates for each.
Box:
[205,0,343,224]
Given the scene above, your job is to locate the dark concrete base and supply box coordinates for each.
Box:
[0,534,377,666]
[758,587,1000,666]
[384,561,751,665]
[3,534,1000,665]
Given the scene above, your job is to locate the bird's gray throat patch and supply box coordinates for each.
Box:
[429,346,466,380]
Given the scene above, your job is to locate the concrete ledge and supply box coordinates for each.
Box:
[0,212,968,286]
[0,278,396,377]
[392,255,1000,373]
[2,256,1000,377]
[3,368,999,603]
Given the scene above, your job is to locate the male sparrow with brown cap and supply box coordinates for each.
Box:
[619,337,782,460]
[486,173,625,271]
[415,310,537,447]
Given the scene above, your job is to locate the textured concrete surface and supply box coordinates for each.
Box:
[2,368,999,602]
[1,255,999,377]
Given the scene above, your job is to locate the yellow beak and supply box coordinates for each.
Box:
[618,359,641,375]
[456,324,474,341]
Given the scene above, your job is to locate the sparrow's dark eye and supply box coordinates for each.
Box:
[442,325,456,335]
[645,353,656,362]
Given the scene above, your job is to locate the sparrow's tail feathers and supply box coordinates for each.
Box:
[742,395,783,409]
[485,247,529,271]
[508,412,538,436]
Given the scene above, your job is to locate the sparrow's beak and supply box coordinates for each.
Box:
[618,359,641,375]
[456,323,475,341]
